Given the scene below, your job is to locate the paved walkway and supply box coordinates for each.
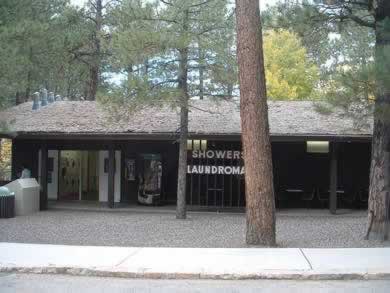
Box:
[1,243,390,280]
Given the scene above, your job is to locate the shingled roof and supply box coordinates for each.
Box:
[0,99,372,139]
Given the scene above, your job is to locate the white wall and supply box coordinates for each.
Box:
[38,150,59,200]
[99,150,121,203]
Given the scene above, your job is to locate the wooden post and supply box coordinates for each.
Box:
[108,147,115,208]
[11,140,17,180]
[329,142,338,214]
[40,144,48,210]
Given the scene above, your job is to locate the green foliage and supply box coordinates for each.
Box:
[313,101,334,115]
[262,2,333,69]
[0,0,113,104]
[0,0,70,103]
[104,0,235,111]
[321,23,375,113]
[263,29,320,100]
[262,1,379,116]
[0,139,12,180]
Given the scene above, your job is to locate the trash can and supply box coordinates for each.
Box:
[0,186,15,218]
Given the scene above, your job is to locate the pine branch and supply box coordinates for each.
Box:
[160,0,173,6]
[189,0,216,8]
[346,13,375,28]
[150,79,179,89]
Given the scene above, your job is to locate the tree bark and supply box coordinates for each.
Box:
[15,91,22,105]
[176,88,188,219]
[144,59,149,76]
[176,9,190,220]
[198,44,204,100]
[22,46,34,104]
[235,0,276,246]
[86,0,102,101]
[227,83,233,99]
[367,0,390,238]
[87,66,99,101]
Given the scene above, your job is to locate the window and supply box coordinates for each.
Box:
[0,139,12,181]
[187,140,193,150]
[201,140,207,150]
[187,140,207,151]
[306,141,329,153]
[193,140,201,150]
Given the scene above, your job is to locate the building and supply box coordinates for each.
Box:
[0,99,372,212]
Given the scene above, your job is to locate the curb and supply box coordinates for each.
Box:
[2,266,390,281]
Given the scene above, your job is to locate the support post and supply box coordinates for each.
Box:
[11,140,17,180]
[40,144,48,210]
[108,147,115,208]
[329,142,338,214]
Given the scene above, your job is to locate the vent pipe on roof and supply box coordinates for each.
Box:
[32,92,40,110]
[48,92,54,103]
[40,88,48,107]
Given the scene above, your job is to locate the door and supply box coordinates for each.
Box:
[58,151,81,200]
[58,150,99,201]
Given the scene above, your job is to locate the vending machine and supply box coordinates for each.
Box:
[137,154,162,205]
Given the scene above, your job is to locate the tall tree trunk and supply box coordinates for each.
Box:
[236,0,276,246]
[88,66,99,101]
[366,1,390,238]
[176,9,190,220]
[15,91,22,105]
[144,59,149,76]
[198,44,204,100]
[22,46,34,104]
[24,69,32,103]
[126,64,133,85]
[86,0,102,101]
[227,83,233,99]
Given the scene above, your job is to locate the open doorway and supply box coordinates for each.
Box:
[58,151,99,201]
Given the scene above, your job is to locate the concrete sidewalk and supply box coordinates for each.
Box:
[1,243,390,280]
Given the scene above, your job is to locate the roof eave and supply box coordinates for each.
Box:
[11,131,372,142]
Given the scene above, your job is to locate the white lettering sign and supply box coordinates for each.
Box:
[187,165,245,175]
[192,150,243,159]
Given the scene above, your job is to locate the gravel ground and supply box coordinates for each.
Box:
[0,209,389,248]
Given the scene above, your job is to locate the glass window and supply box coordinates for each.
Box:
[201,140,207,150]
[187,139,207,151]
[187,140,193,150]
[307,141,329,153]
[0,139,12,181]
[193,140,201,150]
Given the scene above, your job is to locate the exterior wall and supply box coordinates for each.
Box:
[98,150,121,203]
[38,150,59,200]
[10,138,372,208]
[186,141,244,207]
[187,140,371,208]
[11,140,39,181]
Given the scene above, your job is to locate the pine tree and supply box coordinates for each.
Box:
[0,0,99,103]
[105,0,235,219]
[236,0,276,246]
[271,0,390,239]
